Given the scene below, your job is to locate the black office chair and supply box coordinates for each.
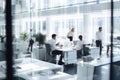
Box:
[83,44,90,56]
[45,43,56,63]
[77,49,82,59]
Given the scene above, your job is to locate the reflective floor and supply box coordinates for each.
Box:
[64,58,120,80]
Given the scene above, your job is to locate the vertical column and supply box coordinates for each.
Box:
[30,0,33,38]
[5,0,13,80]
[110,0,114,80]
[46,17,51,40]
[83,14,93,44]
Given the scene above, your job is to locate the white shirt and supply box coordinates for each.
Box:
[67,31,74,37]
[76,40,84,50]
[96,31,103,41]
[47,39,56,51]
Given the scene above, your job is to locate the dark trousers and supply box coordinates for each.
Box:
[96,40,102,56]
[52,50,63,62]
[77,49,82,59]
[68,36,73,41]
[27,44,33,52]
[106,44,110,57]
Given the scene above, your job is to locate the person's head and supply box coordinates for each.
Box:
[99,27,102,32]
[52,34,56,40]
[71,28,75,32]
[79,35,83,40]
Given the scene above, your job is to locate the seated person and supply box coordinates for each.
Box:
[47,34,64,65]
[76,35,84,58]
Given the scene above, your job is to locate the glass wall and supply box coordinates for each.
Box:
[0,0,6,79]
[1,0,120,80]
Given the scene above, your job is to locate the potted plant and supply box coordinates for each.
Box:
[34,33,46,48]
[20,32,28,41]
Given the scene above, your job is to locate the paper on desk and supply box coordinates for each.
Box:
[15,63,40,71]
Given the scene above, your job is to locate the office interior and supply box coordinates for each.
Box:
[0,0,120,80]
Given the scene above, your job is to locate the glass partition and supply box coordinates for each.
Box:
[0,0,6,79]
[1,0,120,80]
[112,1,120,80]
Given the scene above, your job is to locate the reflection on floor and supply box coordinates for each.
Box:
[1,49,120,80]
[64,64,77,75]
[93,65,110,80]
[63,57,120,80]
[112,61,120,80]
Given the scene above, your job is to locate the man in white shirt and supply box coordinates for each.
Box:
[96,27,103,57]
[47,34,64,65]
[76,35,84,58]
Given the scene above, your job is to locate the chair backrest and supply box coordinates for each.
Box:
[45,43,52,55]
[83,45,90,56]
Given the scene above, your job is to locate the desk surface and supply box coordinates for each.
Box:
[0,58,63,79]
[16,58,63,72]
[78,56,120,67]
[56,47,76,51]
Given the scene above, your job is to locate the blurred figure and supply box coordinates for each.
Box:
[96,27,103,58]
[27,38,34,52]
[76,35,84,58]
[47,34,64,65]
[67,28,75,41]
[76,35,84,50]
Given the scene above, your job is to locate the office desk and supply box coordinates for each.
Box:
[87,46,100,59]
[0,58,73,80]
[32,46,46,60]
[77,56,120,80]
[57,47,77,65]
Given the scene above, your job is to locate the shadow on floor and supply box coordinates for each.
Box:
[63,64,77,75]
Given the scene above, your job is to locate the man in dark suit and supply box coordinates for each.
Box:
[27,38,34,52]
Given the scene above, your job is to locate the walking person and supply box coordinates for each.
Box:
[96,27,103,59]
[27,38,34,52]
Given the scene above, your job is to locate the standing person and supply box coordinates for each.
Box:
[27,38,34,52]
[67,27,75,41]
[96,27,103,58]
[47,34,64,65]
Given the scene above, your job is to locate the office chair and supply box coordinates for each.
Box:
[45,43,56,63]
[83,44,90,56]
[82,45,94,62]
[77,49,82,59]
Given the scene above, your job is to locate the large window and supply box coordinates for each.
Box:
[1,0,120,80]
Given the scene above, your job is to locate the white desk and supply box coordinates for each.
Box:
[77,56,120,80]
[57,47,77,65]
[32,46,46,60]
[87,46,100,59]
[0,58,73,80]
